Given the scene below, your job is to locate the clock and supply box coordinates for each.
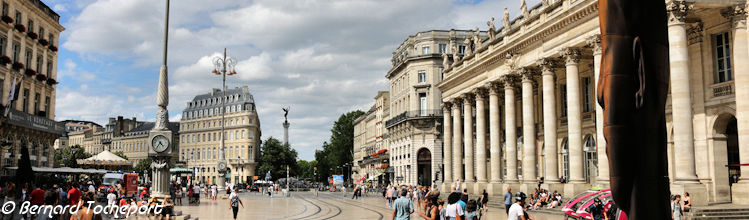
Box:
[151,135,170,153]
[218,161,227,171]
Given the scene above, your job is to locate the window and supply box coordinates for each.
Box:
[560,83,568,117]
[714,32,733,83]
[419,93,427,116]
[1,3,7,17]
[562,138,570,180]
[33,93,39,114]
[14,11,20,25]
[582,77,593,112]
[36,55,41,72]
[27,20,33,33]
[39,28,44,40]
[458,45,466,54]
[12,43,19,62]
[418,71,426,83]
[438,44,447,53]
[44,96,49,117]
[422,46,430,55]
[48,34,54,47]
[0,36,5,57]
[25,49,31,67]
[22,89,28,113]
[584,135,598,183]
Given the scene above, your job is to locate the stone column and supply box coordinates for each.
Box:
[667,1,699,184]
[503,75,519,183]
[538,59,560,183]
[489,83,503,183]
[520,69,538,184]
[463,94,475,183]
[724,4,749,204]
[443,102,453,183]
[452,98,464,182]
[563,48,585,184]
[588,35,609,186]
[475,88,488,183]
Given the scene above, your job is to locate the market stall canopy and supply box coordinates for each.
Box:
[77,150,132,166]
[5,166,108,174]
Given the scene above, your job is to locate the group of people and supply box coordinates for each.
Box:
[527,188,563,210]
[670,192,692,220]
[384,184,492,220]
[0,180,175,220]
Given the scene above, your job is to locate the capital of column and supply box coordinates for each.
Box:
[562,48,581,66]
[721,5,747,29]
[441,101,453,110]
[500,74,519,88]
[488,81,502,95]
[462,93,475,104]
[474,87,488,101]
[687,22,704,44]
[667,1,692,25]
[587,34,602,56]
[536,58,557,76]
[517,67,539,83]
[450,98,462,110]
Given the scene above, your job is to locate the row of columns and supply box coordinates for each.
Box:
[442,41,608,187]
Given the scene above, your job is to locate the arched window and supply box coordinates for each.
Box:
[584,135,598,183]
[517,136,523,178]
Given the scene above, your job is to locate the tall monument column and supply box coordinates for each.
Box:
[463,94,475,184]
[148,0,173,199]
[503,75,519,184]
[563,48,585,184]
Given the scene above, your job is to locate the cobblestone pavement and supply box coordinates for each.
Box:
[175,191,562,220]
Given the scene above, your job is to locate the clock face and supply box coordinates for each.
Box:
[151,135,170,153]
[218,162,227,171]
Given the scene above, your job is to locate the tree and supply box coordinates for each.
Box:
[257,137,298,181]
[113,151,129,160]
[297,160,318,180]
[134,157,153,176]
[314,110,364,184]
[54,145,91,168]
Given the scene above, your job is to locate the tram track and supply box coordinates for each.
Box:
[270,196,309,220]
[317,193,385,220]
[291,196,323,220]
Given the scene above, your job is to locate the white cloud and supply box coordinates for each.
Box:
[53,4,67,12]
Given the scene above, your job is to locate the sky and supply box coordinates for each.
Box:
[44,0,538,160]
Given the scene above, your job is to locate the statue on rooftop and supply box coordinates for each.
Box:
[487,17,497,40]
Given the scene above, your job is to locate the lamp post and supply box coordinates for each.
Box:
[212,48,237,191]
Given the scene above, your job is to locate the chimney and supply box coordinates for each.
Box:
[243,85,249,93]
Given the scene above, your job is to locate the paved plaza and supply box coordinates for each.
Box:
[175,191,560,220]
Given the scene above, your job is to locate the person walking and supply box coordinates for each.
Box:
[504,187,513,214]
[392,189,414,220]
[417,195,439,220]
[589,198,606,220]
[672,195,684,220]
[386,186,395,207]
[211,184,217,201]
[507,192,527,220]
[479,189,489,212]
[445,192,464,220]
[229,188,244,220]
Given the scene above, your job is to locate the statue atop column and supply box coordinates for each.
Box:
[503,7,511,32]
[521,0,528,18]
[451,43,460,65]
[464,36,473,56]
[473,27,482,49]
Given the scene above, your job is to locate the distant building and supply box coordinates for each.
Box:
[111,122,179,166]
[353,91,390,186]
[180,86,261,185]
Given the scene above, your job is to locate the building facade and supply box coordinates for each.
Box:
[353,91,390,186]
[0,0,63,175]
[437,0,749,205]
[111,122,179,166]
[100,116,142,154]
[385,30,480,186]
[179,86,261,185]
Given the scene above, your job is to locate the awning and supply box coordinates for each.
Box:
[77,150,132,166]
[4,166,109,174]
[170,168,192,173]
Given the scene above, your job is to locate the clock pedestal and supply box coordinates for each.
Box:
[217,161,227,191]
[149,129,173,199]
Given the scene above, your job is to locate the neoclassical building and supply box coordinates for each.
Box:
[0,0,63,175]
[353,91,390,186]
[437,0,749,205]
[111,121,179,166]
[179,86,261,185]
[386,30,481,186]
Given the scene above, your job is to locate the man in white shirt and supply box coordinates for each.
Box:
[508,192,527,220]
[106,189,117,205]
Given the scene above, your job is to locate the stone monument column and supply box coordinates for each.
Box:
[452,98,464,183]
[283,121,290,145]
[588,35,609,187]
[463,94,475,184]
[520,69,538,186]
[149,0,172,199]
[563,48,585,184]
[503,75,519,184]
[538,59,560,184]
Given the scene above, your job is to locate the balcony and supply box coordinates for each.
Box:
[385,109,443,128]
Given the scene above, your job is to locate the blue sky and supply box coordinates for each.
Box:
[43,0,532,160]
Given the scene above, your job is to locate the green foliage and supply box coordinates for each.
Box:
[113,151,128,160]
[54,145,92,168]
[134,157,153,176]
[314,110,364,184]
[296,160,318,180]
[257,137,299,181]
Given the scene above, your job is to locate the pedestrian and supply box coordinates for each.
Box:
[479,189,488,212]
[386,186,395,207]
[417,195,439,220]
[211,184,217,201]
[683,192,691,212]
[392,189,414,220]
[36,190,58,220]
[504,187,512,214]
[352,185,359,199]
[507,192,527,220]
[229,188,244,220]
[465,199,478,220]
[589,198,606,220]
[445,192,464,220]
[175,186,183,206]
[68,184,82,206]
[672,195,684,220]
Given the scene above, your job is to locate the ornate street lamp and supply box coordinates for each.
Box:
[212,48,236,191]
